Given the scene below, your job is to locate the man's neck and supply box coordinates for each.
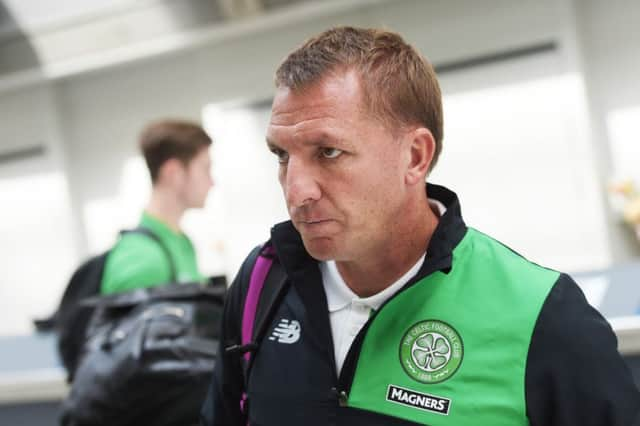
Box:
[145,188,185,233]
[335,193,439,298]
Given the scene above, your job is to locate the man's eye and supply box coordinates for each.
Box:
[320,148,343,159]
[270,148,289,164]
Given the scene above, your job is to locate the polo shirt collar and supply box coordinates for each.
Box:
[322,253,426,313]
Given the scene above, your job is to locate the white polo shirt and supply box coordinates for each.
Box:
[320,199,446,374]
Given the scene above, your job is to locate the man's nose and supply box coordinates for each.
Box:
[284,158,321,208]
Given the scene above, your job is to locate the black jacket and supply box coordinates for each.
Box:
[201,184,640,426]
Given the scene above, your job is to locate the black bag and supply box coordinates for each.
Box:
[60,282,224,426]
[49,227,176,381]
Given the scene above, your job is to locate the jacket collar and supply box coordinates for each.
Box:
[420,183,468,274]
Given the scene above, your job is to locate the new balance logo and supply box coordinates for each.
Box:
[269,319,301,344]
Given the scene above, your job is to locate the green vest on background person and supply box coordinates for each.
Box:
[101,212,204,294]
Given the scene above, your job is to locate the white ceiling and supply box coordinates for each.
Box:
[0,0,345,91]
[1,0,145,34]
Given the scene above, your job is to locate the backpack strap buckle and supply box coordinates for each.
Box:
[225,342,258,356]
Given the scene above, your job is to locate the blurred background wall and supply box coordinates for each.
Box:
[0,0,639,337]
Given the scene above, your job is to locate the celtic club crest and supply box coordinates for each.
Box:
[399,320,463,384]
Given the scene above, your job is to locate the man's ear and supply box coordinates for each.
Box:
[157,158,185,186]
[405,127,435,185]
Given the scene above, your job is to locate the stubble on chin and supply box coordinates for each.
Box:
[301,236,337,261]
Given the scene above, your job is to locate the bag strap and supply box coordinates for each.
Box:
[241,244,274,360]
[227,242,288,419]
[240,243,288,358]
[120,227,177,282]
[250,255,288,353]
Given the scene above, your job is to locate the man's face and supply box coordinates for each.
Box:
[181,147,213,209]
[266,70,412,261]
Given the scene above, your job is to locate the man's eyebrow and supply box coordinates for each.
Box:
[266,134,352,150]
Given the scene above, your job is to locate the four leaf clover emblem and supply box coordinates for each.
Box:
[411,332,452,372]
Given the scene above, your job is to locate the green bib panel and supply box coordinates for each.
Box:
[347,228,559,425]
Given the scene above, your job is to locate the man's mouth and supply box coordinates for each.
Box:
[296,218,336,230]
[301,219,329,224]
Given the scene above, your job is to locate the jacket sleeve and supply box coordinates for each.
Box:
[201,246,261,426]
[526,273,640,426]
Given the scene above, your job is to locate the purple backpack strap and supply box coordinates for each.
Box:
[241,244,275,361]
[240,244,275,418]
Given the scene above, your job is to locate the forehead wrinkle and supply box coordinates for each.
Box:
[269,109,347,141]
[270,101,339,125]
[268,126,345,150]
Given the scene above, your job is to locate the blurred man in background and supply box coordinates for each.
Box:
[202,27,639,425]
[59,119,220,426]
[101,119,213,294]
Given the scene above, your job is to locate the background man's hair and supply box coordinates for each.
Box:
[275,26,443,171]
[139,119,212,184]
